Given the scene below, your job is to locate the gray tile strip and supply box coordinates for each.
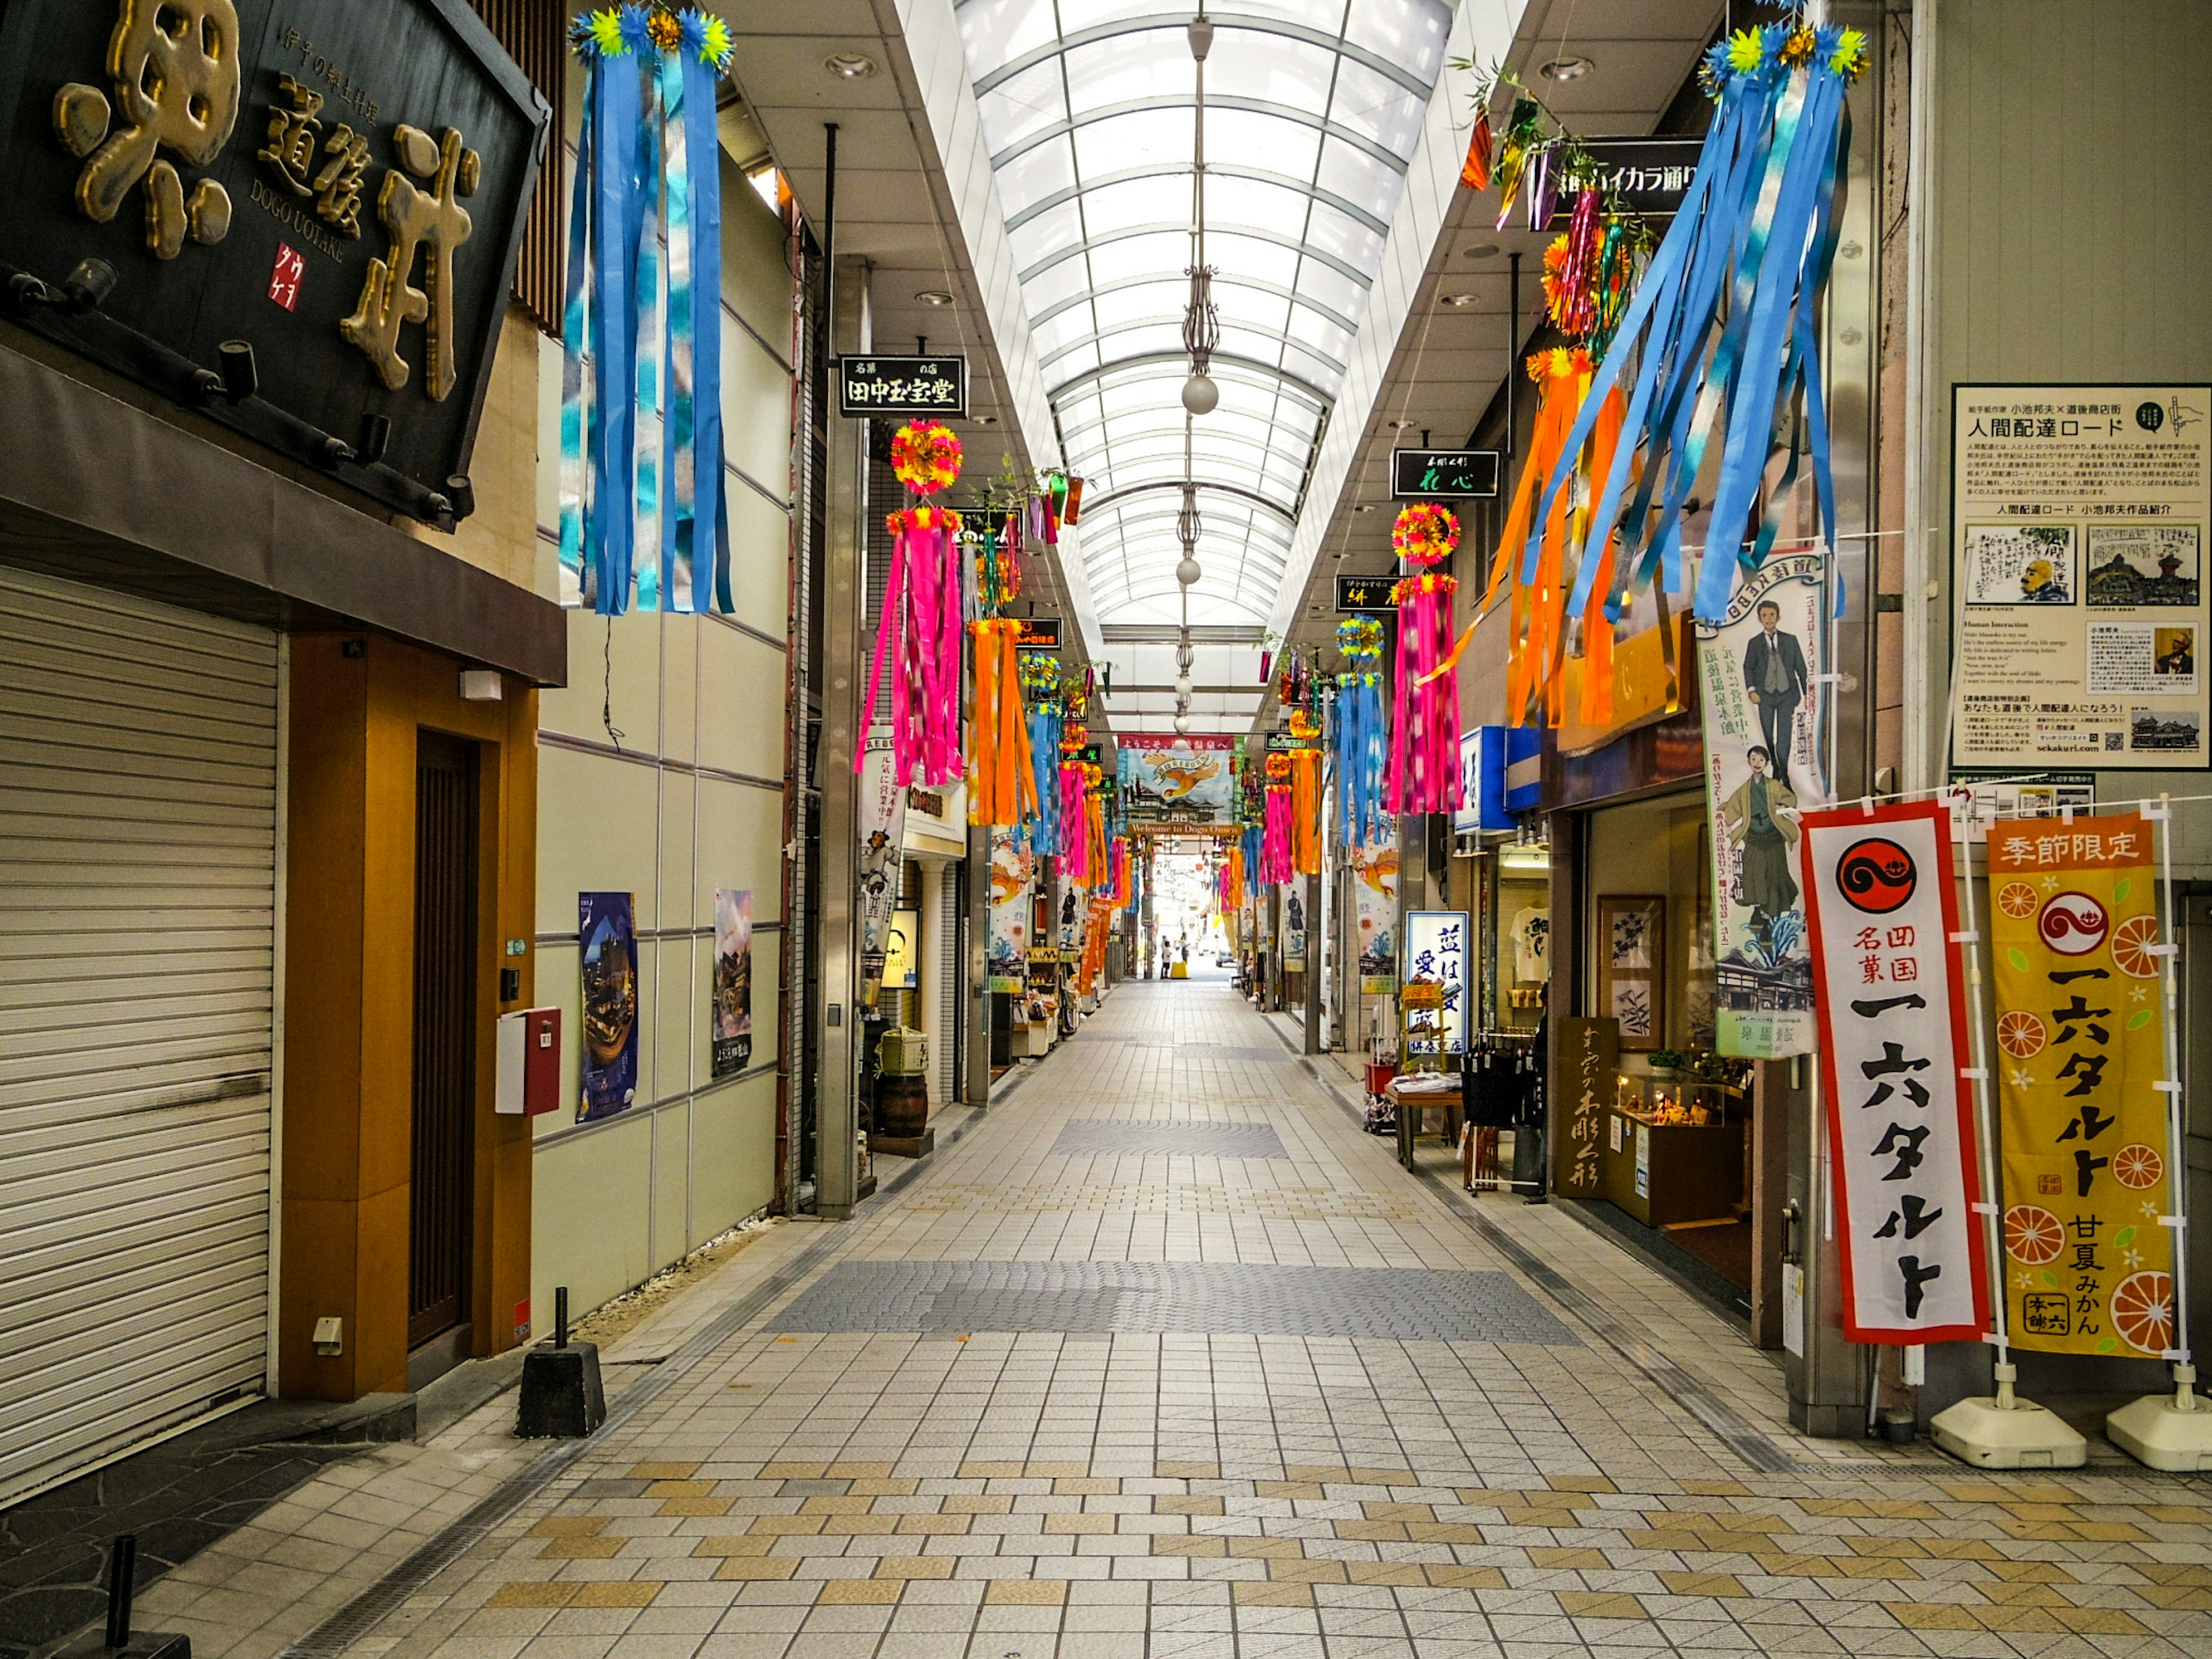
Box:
[1048,1119,1289,1159]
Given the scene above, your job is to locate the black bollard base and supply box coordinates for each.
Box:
[61,1634,190,1659]
[516,1342,606,1437]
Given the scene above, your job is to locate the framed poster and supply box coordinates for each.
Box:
[1950,384,2211,770]
[884,908,919,990]
[1403,910,1469,1059]
[1595,895,1665,1051]
[578,892,638,1122]
[711,889,752,1078]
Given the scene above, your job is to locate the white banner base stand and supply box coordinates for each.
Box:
[2107,1366,2212,1472]
[1930,1365,2088,1469]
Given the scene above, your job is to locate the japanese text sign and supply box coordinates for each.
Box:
[0,0,548,520]
[1989,813,2176,1357]
[839,354,967,418]
[1554,1017,1619,1199]
[1404,910,1468,1061]
[1390,448,1501,500]
[1801,802,1987,1344]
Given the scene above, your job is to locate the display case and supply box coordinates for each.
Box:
[1596,1072,1747,1227]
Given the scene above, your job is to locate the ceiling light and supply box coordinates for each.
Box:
[1464,243,1502,259]
[1441,293,1478,307]
[1539,55,1594,82]
[915,290,953,307]
[1176,556,1201,586]
[1355,503,1377,513]
[972,414,998,425]
[1387,419,1415,429]
[1174,713,1192,735]
[1181,372,1218,416]
[824,52,877,78]
[1175,674,1193,696]
[747,164,780,211]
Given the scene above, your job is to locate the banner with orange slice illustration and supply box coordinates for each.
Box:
[1990,813,2175,1358]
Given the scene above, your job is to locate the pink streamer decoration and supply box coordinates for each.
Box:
[1059,763,1087,882]
[1261,788,1293,887]
[1385,579,1462,815]
[854,515,963,785]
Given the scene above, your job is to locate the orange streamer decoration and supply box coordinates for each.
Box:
[1290,749,1322,876]
[967,619,1037,826]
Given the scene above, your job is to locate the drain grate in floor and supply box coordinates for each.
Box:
[767,1260,1580,1344]
[1049,1120,1288,1160]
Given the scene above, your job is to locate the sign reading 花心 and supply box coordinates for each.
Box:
[1950,384,2211,771]
[1390,448,1501,500]
[0,0,548,523]
[1800,802,1986,1343]
[839,354,967,418]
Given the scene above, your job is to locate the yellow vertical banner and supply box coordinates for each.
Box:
[1990,814,2175,1358]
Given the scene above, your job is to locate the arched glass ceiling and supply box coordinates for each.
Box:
[953,1,1454,627]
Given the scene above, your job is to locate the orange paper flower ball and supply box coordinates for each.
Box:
[891,419,963,495]
[1265,751,1292,781]
[1392,502,1459,567]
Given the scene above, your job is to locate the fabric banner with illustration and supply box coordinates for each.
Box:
[1698,551,1830,1058]
[1990,813,2176,1358]
[711,888,753,1077]
[1800,804,1986,1343]
[1351,842,1398,993]
[857,726,907,1001]
[986,827,1034,994]
[578,891,639,1122]
[1119,733,1235,821]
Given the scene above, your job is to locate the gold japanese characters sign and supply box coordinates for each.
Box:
[3,0,546,516]
[1990,815,2176,1358]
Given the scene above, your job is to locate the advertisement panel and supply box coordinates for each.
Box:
[1800,804,1986,1343]
[578,891,638,1122]
[1698,552,1830,1057]
[1990,813,2176,1357]
[1951,384,2210,770]
[1403,910,1469,1062]
[986,828,1033,994]
[1350,842,1397,994]
[1118,733,1235,820]
[711,888,752,1077]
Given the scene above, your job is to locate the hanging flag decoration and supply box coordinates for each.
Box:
[1800,802,1987,1343]
[1289,747,1323,876]
[1021,653,1062,853]
[1260,752,1295,887]
[1388,505,1463,816]
[1335,617,1389,849]
[1084,766,1109,889]
[968,618,1037,826]
[1057,722,1088,880]
[561,6,737,615]
[1519,22,1870,630]
[856,421,965,785]
[1990,815,2176,1358]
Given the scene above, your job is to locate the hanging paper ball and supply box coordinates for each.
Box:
[1287,709,1321,741]
[1264,751,1291,781]
[645,5,683,50]
[1391,502,1460,566]
[892,419,964,495]
[1018,652,1060,699]
[885,505,959,537]
[1337,616,1384,659]
[1060,722,1088,755]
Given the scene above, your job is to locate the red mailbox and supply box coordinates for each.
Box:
[497,1007,563,1116]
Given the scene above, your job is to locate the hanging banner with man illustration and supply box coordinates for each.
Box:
[1800,804,1986,1343]
[1988,814,2176,1358]
[986,827,1034,994]
[1698,552,1830,1058]
[1119,733,1234,821]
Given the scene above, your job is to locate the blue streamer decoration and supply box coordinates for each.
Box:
[1519,23,1868,627]
[561,7,738,615]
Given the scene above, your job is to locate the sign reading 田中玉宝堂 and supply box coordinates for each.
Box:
[1800,803,1986,1344]
[1950,384,2211,771]
[839,354,967,418]
[0,0,548,521]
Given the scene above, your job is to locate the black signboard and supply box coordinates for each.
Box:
[1016,616,1060,650]
[0,0,548,525]
[1546,137,1705,224]
[839,354,967,418]
[1336,574,1398,613]
[1391,448,1501,500]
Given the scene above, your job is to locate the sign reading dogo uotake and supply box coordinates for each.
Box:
[0,0,548,524]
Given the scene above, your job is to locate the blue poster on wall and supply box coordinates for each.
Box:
[579,891,639,1122]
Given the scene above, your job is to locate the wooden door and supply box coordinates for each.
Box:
[408,732,478,1348]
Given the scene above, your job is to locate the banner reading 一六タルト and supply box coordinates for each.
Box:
[1801,802,1986,1343]
[1990,813,2175,1358]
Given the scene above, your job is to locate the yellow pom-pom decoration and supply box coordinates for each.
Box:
[891,419,963,495]
[1391,502,1460,568]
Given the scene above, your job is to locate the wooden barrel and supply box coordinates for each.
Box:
[878,1073,930,1138]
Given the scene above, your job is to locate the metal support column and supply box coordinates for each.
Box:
[1302,869,1321,1054]
[964,823,991,1107]
[810,252,870,1219]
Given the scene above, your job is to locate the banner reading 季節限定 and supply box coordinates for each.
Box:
[1991,814,2176,1358]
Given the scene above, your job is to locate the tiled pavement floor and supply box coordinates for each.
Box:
[134,983,2212,1658]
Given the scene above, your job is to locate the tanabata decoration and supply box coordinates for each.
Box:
[561,5,738,614]
[1084,767,1109,889]
[1289,749,1322,876]
[1469,349,1627,727]
[1260,753,1295,887]
[1057,725,1088,880]
[1458,103,1494,191]
[1020,653,1062,852]
[1387,506,1463,815]
[968,618,1037,826]
[855,420,965,785]
[1241,823,1263,903]
[1525,22,1870,629]
[1334,617,1389,849]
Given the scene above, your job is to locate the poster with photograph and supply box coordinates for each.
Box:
[986,828,1033,993]
[1118,733,1235,821]
[1350,842,1397,993]
[578,891,639,1122]
[711,889,753,1077]
[1697,551,1828,1058]
[1952,384,2211,769]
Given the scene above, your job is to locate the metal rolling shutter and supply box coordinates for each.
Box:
[935,870,959,1103]
[0,567,278,1504]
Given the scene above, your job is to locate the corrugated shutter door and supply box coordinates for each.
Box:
[0,567,278,1504]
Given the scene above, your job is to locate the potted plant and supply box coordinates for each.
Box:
[1647,1047,1682,1081]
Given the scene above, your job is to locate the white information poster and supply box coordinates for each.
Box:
[1697,552,1829,1058]
[1799,802,1987,1344]
[1952,385,2210,768]
[1403,910,1469,1061]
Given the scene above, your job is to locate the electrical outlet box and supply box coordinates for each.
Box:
[312,1316,343,1355]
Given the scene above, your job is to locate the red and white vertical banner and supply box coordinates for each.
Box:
[1800,802,1989,1343]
